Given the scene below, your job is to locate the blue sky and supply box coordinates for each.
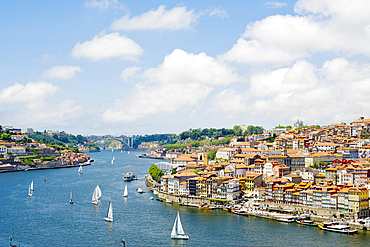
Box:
[1,0,370,135]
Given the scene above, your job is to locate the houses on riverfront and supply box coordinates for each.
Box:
[155,117,370,218]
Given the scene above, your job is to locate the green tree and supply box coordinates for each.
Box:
[233,125,243,136]
[149,164,164,183]
[171,169,177,175]
[207,149,217,160]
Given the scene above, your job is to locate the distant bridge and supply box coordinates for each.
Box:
[112,135,135,149]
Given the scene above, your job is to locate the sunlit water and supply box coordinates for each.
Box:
[1,150,370,246]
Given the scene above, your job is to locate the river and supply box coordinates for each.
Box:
[1,150,370,246]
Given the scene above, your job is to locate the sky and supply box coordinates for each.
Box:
[1,0,370,136]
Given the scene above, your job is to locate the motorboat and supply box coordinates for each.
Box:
[318,222,358,234]
[123,172,137,181]
[295,219,316,226]
[137,188,145,193]
[166,199,172,204]
[276,216,296,223]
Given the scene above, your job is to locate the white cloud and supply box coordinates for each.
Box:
[206,6,228,18]
[110,5,198,31]
[221,0,370,65]
[103,49,241,122]
[143,49,241,86]
[0,82,59,103]
[212,58,370,124]
[0,82,87,127]
[43,65,82,80]
[84,0,125,10]
[264,2,288,8]
[120,66,141,82]
[71,32,143,61]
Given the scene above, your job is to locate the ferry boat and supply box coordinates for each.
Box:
[123,172,137,181]
[318,222,358,234]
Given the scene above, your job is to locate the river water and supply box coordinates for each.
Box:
[1,150,370,246]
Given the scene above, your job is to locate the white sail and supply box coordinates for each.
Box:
[78,166,82,174]
[177,212,185,235]
[96,185,102,199]
[111,157,114,165]
[128,151,130,154]
[121,150,122,153]
[105,201,113,222]
[30,180,34,191]
[171,214,178,238]
[28,184,32,196]
[123,185,128,197]
[92,187,98,204]
[70,191,73,200]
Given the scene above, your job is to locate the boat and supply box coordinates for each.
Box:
[104,200,113,222]
[150,197,154,200]
[166,199,172,204]
[171,211,189,240]
[128,151,130,154]
[121,150,122,153]
[28,184,32,197]
[318,222,358,234]
[96,185,102,200]
[276,216,296,223]
[111,157,115,165]
[70,191,73,204]
[92,187,98,204]
[137,188,145,193]
[78,165,83,174]
[232,209,249,216]
[30,180,34,191]
[295,219,316,226]
[123,185,128,197]
[123,172,137,181]
[111,149,113,152]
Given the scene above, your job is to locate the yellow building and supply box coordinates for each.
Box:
[348,187,369,218]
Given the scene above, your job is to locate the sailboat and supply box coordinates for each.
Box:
[171,211,189,240]
[111,149,113,152]
[92,187,98,204]
[111,157,115,165]
[123,185,128,197]
[30,180,34,191]
[28,184,32,197]
[104,200,113,222]
[96,185,102,200]
[78,165,83,174]
[70,191,73,204]
[121,150,122,153]
[128,151,130,155]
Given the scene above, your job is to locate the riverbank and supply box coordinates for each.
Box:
[0,159,94,173]
[144,174,369,231]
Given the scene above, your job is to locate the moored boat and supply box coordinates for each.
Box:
[318,222,358,234]
[276,216,296,223]
[295,219,316,226]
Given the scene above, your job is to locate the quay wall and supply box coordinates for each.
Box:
[261,201,353,219]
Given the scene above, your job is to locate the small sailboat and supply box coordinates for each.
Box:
[128,151,130,154]
[30,180,34,191]
[92,187,98,204]
[111,157,115,165]
[28,184,32,197]
[171,212,189,240]
[123,185,128,197]
[111,149,113,152]
[96,185,102,200]
[121,150,123,153]
[78,165,83,174]
[104,200,113,222]
[70,191,73,204]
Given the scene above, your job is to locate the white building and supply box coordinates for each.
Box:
[226,178,240,201]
